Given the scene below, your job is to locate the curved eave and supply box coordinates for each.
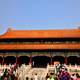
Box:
[0,43,80,50]
[0,29,80,39]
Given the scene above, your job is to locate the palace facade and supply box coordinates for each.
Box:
[0,28,80,67]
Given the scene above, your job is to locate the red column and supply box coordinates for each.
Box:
[2,56,4,65]
[29,56,32,65]
[16,56,20,65]
[16,56,18,64]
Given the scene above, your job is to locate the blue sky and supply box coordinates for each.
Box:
[0,0,80,34]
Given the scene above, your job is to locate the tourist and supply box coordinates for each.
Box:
[71,74,77,80]
[34,74,38,80]
[46,73,50,80]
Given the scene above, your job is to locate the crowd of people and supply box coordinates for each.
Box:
[46,64,80,80]
[0,63,80,80]
[0,64,17,80]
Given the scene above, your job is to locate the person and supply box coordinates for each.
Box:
[71,73,77,80]
[76,73,80,78]
[47,76,54,80]
[34,74,38,80]
[3,76,8,80]
[26,77,29,80]
[46,73,50,80]
[64,69,71,80]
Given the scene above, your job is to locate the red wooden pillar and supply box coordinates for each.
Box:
[2,56,4,65]
[29,56,32,65]
[16,56,20,65]
[16,56,18,64]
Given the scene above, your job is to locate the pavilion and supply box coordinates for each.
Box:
[0,28,80,67]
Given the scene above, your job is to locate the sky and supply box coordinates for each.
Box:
[0,0,80,34]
